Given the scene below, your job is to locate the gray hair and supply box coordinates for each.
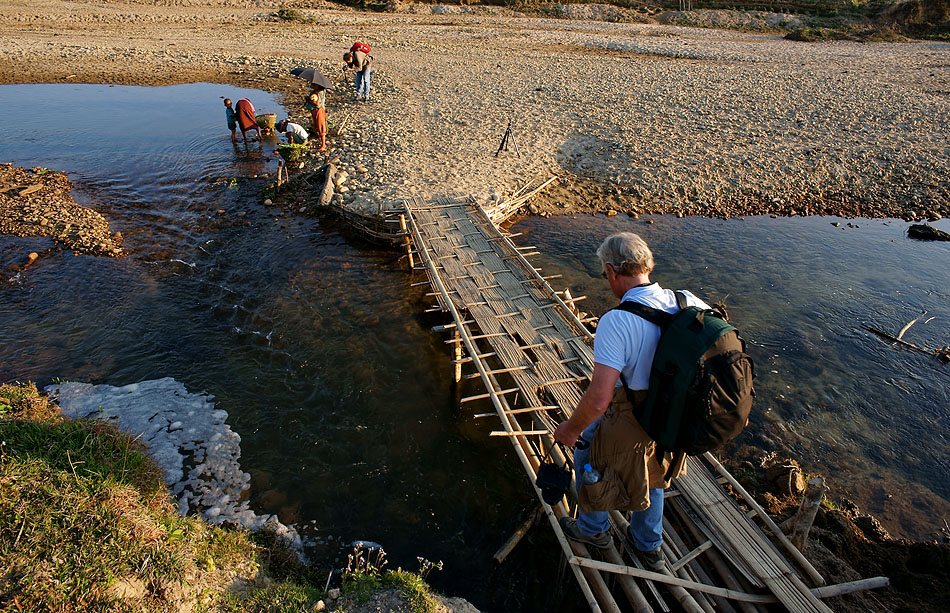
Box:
[596,232,654,276]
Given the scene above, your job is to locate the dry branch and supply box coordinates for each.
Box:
[781,477,826,552]
[897,310,927,340]
[861,324,948,362]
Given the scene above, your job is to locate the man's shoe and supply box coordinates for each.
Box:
[559,517,612,550]
[639,547,665,572]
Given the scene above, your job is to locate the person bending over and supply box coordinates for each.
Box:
[553,232,710,571]
[234,98,263,143]
[276,120,309,145]
[343,45,372,101]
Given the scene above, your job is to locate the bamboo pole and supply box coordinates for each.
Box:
[489,430,550,437]
[670,541,713,574]
[660,543,708,612]
[473,405,559,418]
[664,500,759,613]
[399,214,414,269]
[569,556,772,602]
[276,159,285,189]
[812,577,889,598]
[472,201,592,341]
[453,329,463,383]
[603,542,655,613]
[703,453,826,586]
[403,199,610,612]
[572,555,889,604]
[662,520,723,613]
[493,506,541,564]
[610,510,703,612]
[668,498,764,613]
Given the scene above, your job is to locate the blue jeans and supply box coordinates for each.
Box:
[574,419,664,552]
[355,66,371,98]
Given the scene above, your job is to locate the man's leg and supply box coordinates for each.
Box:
[559,419,611,548]
[355,72,363,98]
[363,66,371,99]
[628,487,665,570]
[573,420,610,535]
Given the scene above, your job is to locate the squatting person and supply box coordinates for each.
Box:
[276,119,309,145]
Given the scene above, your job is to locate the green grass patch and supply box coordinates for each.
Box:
[0,382,311,612]
[338,544,445,613]
[0,418,217,610]
[385,569,441,613]
[0,383,446,612]
[0,382,59,421]
[218,581,325,613]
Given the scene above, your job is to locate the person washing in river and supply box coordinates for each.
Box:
[276,119,309,145]
[234,98,263,143]
[343,41,372,101]
[304,88,328,152]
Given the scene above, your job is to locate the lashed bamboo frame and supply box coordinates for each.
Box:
[400,195,887,613]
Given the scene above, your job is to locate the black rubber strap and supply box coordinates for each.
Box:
[612,301,674,330]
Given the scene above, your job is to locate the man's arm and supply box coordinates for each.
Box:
[553,363,621,448]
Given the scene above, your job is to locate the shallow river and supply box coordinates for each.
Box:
[1,83,948,610]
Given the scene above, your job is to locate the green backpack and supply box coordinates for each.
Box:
[613,291,755,458]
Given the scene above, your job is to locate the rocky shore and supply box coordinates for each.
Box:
[0,164,123,257]
[1,0,947,234]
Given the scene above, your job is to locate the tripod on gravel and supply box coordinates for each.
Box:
[494,120,521,158]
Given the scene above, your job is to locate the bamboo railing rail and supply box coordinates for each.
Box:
[401,195,887,612]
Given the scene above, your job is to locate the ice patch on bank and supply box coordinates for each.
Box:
[46,378,301,549]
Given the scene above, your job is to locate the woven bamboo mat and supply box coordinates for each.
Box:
[401,195,868,613]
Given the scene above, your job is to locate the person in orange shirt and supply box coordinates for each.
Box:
[305,87,328,152]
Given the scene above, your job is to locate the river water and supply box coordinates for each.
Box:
[1,83,948,610]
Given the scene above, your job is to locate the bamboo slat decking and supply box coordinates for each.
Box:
[401,195,885,612]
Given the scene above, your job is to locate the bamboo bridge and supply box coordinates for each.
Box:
[397,194,888,613]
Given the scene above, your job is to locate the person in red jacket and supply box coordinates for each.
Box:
[343,42,372,101]
[234,98,263,143]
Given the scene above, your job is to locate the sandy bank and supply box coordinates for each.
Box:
[0,0,947,224]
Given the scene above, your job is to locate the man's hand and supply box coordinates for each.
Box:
[554,420,581,448]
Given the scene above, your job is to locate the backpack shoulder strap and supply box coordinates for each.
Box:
[674,290,689,310]
[611,301,674,330]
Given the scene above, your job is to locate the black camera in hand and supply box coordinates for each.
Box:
[535,459,572,506]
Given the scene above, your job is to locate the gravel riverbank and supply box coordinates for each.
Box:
[1,0,947,227]
[0,164,123,256]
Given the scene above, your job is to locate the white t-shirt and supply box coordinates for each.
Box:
[286,122,309,142]
[593,283,710,390]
